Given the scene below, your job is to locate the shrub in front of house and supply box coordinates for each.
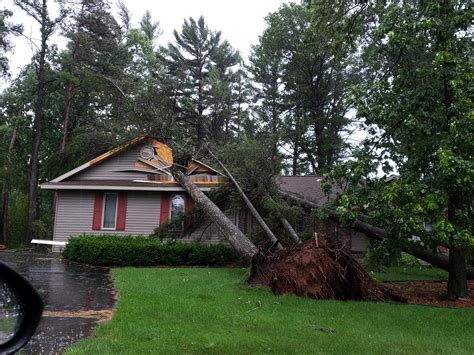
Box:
[61,235,242,266]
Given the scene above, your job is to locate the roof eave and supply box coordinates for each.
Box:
[40,183,216,192]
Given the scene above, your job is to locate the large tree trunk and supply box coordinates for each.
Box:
[26,1,49,242]
[278,189,474,280]
[446,194,469,298]
[172,167,258,263]
[53,37,79,213]
[205,147,283,249]
[447,247,468,299]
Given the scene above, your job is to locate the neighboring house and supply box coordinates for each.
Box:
[41,136,246,250]
[276,176,370,254]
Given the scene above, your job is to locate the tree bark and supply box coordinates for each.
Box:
[447,247,468,299]
[26,0,49,241]
[172,167,258,263]
[446,193,469,298]
[278,189,474,279]
[206,147,283,249]
[280,217,302,244]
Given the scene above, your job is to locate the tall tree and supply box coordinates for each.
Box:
[162,16,240,147]
[123,10,173,134]
[250,3,360,175]
[0,7,23,244]
[14,0,65,240]
[327,0,473,299]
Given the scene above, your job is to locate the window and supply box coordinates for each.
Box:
[102,193,118,229]
[170,194,185,231]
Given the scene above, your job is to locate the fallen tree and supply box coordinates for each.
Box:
[278,189,474,279]
[280,216,302,244]
[205,146,283,250]
[172,166,258,263]
[249,236,404,302]
[172,164,401,302]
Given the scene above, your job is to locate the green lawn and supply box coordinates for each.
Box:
[370,266,449,282]
[66,268,473,354]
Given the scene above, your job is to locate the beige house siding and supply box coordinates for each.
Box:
[54,190,162,243]
[53,190,238,248]
[70,144,150,181]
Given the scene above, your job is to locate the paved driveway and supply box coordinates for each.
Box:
[0,251,115,354]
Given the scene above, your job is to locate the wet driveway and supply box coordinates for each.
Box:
[0,251,115,354]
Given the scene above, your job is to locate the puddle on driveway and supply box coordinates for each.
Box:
[0,251,115,354]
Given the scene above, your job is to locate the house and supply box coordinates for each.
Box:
[276,176,370,254]
[42,136,369,254]
[41,136,245,250]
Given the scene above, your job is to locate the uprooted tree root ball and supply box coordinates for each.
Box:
[249,236,404,302]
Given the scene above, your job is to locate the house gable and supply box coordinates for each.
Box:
[42,136,224,191]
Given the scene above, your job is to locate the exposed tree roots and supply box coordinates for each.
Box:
[249,236,404,302]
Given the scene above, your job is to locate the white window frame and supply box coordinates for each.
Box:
[102,192,119,230]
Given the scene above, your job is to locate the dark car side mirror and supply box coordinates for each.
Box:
[0,262,44,354]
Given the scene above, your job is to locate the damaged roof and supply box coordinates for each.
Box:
[42,136,224,191]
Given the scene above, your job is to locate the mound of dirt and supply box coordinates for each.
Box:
[249,237,403,302]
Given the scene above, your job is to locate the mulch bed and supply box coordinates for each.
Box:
[384,280,474,308]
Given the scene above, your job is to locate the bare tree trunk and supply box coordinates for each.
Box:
[280,217,302,244]
[53,38,79,213]
[206,147,283,250]
[278,189,474,279]
[26,0,50,242]
[60,81,74,152]
[172,167,258,263]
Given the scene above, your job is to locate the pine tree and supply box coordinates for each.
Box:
[162,16,240,146]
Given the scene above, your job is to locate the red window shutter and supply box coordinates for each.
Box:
[185,194,194,212]
[92,192,104,230]
[184,194,195,230]
[160,193,171,224]
[116,192,127,231]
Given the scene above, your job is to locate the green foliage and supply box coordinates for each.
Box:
[310,207,329,221]
[0,8,23,77]
[362,238,403,272]
[6,192,28,247]
[250,2,361,174]
[260,196,301,225]
[327,1,473,253]
[397,254,423,268]
[216,137,282,202]
[161,16,242,146]
[62,235,241,266]
[363,248,423,273]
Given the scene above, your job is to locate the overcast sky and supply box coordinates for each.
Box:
[1,0,290,88]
